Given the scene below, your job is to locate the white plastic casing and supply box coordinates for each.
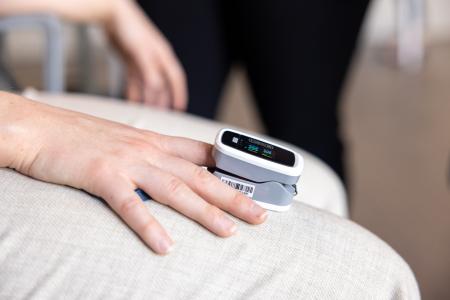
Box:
[214,128,304,178]
[254,201,291,212]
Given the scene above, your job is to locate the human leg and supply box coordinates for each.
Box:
[137,0,231,118]
[229,0,370,179]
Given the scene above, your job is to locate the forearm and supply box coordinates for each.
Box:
[0,0,128,25]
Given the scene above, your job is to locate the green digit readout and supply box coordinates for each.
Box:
[247,144,259,153]
[262,149,273,158]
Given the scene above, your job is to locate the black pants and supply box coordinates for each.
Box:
[138,1,369,179]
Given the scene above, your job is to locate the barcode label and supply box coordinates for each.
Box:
[221,177,255,198]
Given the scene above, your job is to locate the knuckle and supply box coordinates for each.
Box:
[158,42,176,59]
[127,139,149,152]
[140,129,161,140]
[161,41,174,54]
[86,158,111,181]
[155,134,171,153]
[146,76,165,92]
[119,137,145,151]
[165,177,185,196]
[84,158,115,194]
[119,196,140,216]
[229,191,247,210]
[140,218,158,236]
[173,65,186,81]
[203,204,223,223]
[138,130,163,148]
[122,137,159,159]
[193,167,214,187]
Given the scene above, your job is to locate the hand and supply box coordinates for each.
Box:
[1,94,267,255]
[107,0,187,110]
[0,0,186,109]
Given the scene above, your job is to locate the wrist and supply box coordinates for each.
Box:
[106,0,153,56]
[0,92,41,172]
[106,0,136,32]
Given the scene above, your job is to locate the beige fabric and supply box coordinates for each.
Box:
[0,168,419,299]
[22,91,348,217]
[0,92,419,298]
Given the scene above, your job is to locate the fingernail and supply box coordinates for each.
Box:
[251,204,268,220]
[158,239,174,254]
[221,217,237,235]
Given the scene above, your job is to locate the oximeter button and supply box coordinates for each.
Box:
[285,185,297,195]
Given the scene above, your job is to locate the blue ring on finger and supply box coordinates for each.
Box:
[135,188,151,201]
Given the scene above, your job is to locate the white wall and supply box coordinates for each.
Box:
[362,0,450,46]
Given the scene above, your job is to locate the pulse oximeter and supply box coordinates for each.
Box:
[210,128,304,212]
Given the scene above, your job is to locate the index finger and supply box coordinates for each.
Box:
[156,134,215,167]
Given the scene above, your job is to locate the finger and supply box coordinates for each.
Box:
[133,165,237,237]
[155,134,215,166]
[95,175,174,255]
[126,66,143,103]
[126,77,142,103]
[130,53,163,107]
[158,48,188,111]
[142,68,168,108]
[153,154,268,225]
[153,81,171,110]
[158,83,171,110]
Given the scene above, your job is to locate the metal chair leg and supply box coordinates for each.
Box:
[0,14,65,92]
[0,32,20,90]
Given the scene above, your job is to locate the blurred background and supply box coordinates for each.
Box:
[1,0,450,298]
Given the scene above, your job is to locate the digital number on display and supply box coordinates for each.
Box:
[221,131,295,167]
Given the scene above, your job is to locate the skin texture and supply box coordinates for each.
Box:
[0,92,267,254]
[0,0,187,110]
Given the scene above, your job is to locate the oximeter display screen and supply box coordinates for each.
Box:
[221,131,295,167]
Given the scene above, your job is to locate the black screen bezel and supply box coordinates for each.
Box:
[221,131,296,167]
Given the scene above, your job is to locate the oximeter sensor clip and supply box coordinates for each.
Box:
[211,129,304,212]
